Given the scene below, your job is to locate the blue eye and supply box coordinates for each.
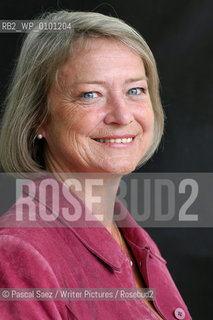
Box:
[128,88,144,95]
[83,92,98,99]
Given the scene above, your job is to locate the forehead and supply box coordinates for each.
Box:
[71,37,141,59]
[57,38,146,84]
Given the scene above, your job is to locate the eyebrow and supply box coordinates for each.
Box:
[72,76,148,87]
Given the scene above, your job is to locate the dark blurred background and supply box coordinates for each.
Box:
[0,0,213,319]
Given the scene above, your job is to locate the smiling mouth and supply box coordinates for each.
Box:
[93,136,135,144]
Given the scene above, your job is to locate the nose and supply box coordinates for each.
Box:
[104,93,134,125]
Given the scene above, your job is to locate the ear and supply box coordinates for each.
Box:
[35,128,46,140]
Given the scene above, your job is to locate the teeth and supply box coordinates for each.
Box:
[95,137,133,143]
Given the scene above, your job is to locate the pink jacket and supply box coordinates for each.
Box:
[0,176,192,319]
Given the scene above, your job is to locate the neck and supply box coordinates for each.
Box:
[47,170,122,233]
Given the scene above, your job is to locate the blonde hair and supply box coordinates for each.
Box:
[0,10,164,173]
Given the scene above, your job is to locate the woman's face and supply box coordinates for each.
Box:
[43,38,154,174]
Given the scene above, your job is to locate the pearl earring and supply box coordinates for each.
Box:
[37,134,43,140]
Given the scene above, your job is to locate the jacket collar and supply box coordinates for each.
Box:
[24,174,151,271]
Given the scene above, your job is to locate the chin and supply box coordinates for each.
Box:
[101,161,137,176]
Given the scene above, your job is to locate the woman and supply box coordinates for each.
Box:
[0,10,191,320]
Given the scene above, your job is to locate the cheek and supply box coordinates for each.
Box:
[51,111,103,145]
[137,105,154,133]
[48,104,82,138]
[148,108,155,132]
[69,108,104,136]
